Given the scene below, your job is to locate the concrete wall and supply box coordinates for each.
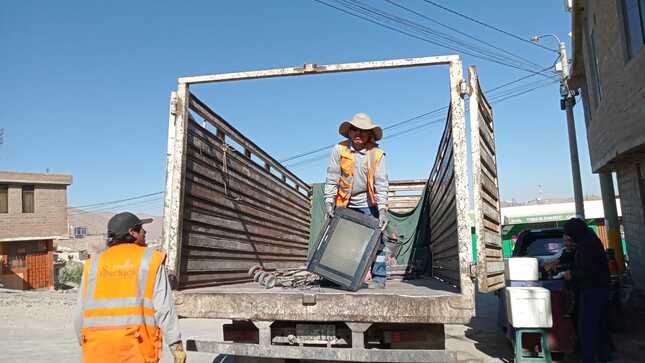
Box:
[617,160,645,288]
[579,0,645,172]
[0,184,69,240]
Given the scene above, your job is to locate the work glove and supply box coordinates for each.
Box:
[170,342,187,363]
[325,202,335,219]
[378,209,389,230]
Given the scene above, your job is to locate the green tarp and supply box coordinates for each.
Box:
[307,183,432,274]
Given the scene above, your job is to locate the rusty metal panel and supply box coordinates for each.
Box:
[428,108,461,287]
[176,92,311,289]
[179,56,460,85]
[469,66,504,293]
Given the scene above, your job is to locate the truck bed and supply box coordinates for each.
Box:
[173,277,473,324]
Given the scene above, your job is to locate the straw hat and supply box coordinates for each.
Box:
[338,113,383,141]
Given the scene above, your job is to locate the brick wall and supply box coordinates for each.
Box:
[617,160,645,289]
[581,0,645,172]
[0,184,68,239]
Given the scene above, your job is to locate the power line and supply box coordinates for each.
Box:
[486,66,554,93]
[285,78,558,169]
[68,191,163,209]
[342,0,541,71]
[312,0,552,78]
[384,0,544,70]
[420,0,558,53]
[279,108,446,163]
[281,69,556,164]
[69,196,164,216]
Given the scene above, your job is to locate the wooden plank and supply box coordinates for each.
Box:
[185,259,301,272]
[186,233,308,255]
[478,142,498,180]
[482,229,502,247]
[188,96,310,192]
[479,168,499,201]
[478,118,495,154]
[184,210,308,246]
[188,124,309,205]
[185,248,307,262]
[184,222,308,250]
[430,176,455,215]
[185,190,309,236]
[429,144,454,200]
[186,158,310,222]
[184,183,310,235]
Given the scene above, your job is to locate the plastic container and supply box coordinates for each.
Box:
[505,286,552,328]
[504,257,539,281]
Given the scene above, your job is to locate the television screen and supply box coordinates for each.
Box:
[308,207,382,291]
[318,219,374,276]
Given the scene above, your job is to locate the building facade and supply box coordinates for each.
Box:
[0,171,72,289]
[570,0,645,286]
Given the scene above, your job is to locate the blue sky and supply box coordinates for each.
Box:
[0,0,600,215]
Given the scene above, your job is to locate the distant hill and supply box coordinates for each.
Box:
[67,209,161,241]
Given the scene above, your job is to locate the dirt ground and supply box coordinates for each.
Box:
[1,287,642,362]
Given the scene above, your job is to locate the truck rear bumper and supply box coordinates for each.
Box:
[186,340,457,362]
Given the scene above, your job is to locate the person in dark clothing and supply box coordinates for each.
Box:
[545,236,577,317]
[562,218,610,363]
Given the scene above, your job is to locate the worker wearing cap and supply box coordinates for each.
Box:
[324,113,389,287]
[73,212,186,363]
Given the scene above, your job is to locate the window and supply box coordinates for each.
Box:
[589,15,604,105]
[637,163,645,223]
[22,185,34,213]
[622,0,645,58]
[0,185,7,213]
[8,246,27,270]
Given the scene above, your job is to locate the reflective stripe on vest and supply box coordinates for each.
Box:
[82,247,156,328]
[335,141,384,207]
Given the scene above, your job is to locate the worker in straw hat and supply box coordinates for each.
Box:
[324,112,390,288]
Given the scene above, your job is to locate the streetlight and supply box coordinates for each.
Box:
[531,33,585,219]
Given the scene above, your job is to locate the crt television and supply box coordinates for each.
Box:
[307,207,382,291]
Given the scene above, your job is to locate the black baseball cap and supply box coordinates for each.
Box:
[107,212,153,238]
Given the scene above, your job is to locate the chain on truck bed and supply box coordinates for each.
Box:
[248,265,322,289]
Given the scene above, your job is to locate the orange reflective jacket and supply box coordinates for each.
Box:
[80,243,166,363]
[335,140,384,208]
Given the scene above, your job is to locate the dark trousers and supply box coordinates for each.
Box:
[350,207,386,283]
[578,287,609,363]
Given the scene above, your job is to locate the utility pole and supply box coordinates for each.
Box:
[599,172,625,272]
[532,34,585,219]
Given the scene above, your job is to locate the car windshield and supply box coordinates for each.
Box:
[524,237,564,257]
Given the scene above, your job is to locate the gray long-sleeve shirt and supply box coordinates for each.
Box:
[74,262,182,347]
[324,141,389,210]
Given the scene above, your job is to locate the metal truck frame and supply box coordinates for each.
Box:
[161,56,504,362]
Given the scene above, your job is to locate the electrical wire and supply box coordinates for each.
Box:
[312,0,553,78]
[342,0,540,70]
[384,0,544,70]
[420,0,558,53]
[68,191,163,209]
[69,196,164,216]
[284,78,559,169]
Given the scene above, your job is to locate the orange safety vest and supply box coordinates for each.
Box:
[79,243,166,363]
[335,140,384,208]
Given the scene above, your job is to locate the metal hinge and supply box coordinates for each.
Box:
[459,79,471,97]
[469,263,477,280]
[295,63,326,73]
[169,92,178,116]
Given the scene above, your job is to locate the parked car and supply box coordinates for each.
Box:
[497,228,577,355]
